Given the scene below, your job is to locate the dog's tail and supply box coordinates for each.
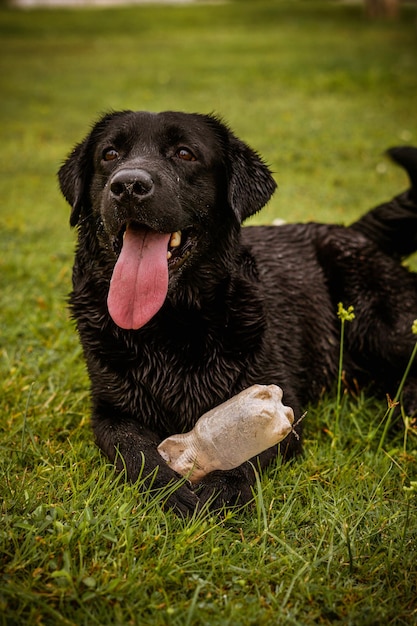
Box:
[350,146,417,259]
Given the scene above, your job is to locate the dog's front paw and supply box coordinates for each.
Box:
[194,465,255,512]
[144,462,201,517]
[162,480,202,517]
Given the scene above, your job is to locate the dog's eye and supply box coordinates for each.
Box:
[176,147,196,162]
[102,148,119,162]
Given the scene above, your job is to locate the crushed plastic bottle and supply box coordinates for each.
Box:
[157,384,294,483]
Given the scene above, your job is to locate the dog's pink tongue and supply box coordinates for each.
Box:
[107,227,171,330]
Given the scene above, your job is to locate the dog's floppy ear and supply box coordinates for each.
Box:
[58,111,129,227]
[58,138,92,227]
[227,134,277,223]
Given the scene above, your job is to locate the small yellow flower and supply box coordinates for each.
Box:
[412,319,417,335]
[337,303,355,323]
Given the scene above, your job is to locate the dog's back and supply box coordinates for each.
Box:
[241,147,417,414]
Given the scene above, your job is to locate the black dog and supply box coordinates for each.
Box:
[59,110,417,515]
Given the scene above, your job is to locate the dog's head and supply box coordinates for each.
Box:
[59,110,276,330]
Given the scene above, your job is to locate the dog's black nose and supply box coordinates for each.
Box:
[110,169,154,201]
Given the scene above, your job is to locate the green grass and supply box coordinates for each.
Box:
[1,2,417,624]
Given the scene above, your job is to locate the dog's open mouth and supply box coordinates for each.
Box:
[107,223,197,330]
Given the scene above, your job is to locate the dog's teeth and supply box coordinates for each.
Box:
[169,231,181,249]
[167,251,172,260]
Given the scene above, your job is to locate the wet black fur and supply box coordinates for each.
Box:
[59,111,417,516]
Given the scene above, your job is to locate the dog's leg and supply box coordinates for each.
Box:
[320,229,417,418]
[350,146,417,259]
[92,413,201,516]
[194,463,256,510]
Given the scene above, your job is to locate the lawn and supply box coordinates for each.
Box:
[1,1,417,624]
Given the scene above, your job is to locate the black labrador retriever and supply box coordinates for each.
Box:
[59,110,417,515]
